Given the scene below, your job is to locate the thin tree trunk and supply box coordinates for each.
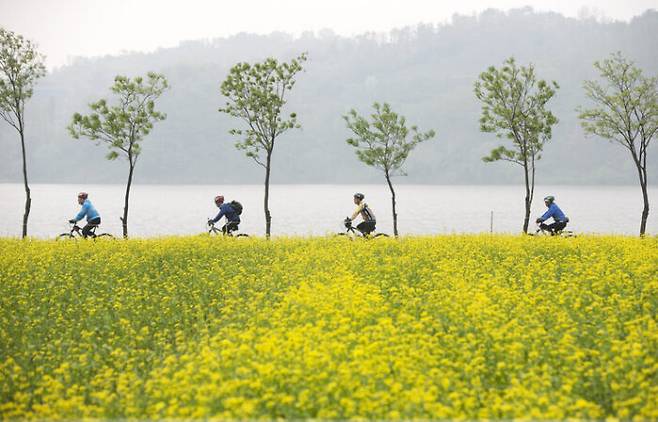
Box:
[640,178,649,236]
[385,171,398,237]
[264,151,272,238]
[522,160,531,234]
[639,166,649,237]
[530,152,536,209]
[19,120,30,239]
[122,161,134,238]
[631,149,650,237]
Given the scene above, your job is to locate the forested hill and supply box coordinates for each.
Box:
[1,8,657,185]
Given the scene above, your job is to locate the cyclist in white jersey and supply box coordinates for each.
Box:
[348,192,376,235]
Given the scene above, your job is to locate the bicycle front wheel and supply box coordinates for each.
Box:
[56,233,75,241]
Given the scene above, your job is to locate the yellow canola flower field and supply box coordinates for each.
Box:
[0,235,657,419]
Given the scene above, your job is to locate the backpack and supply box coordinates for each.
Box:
[229,200,243,215]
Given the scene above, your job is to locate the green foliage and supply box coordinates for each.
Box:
[577,52,657,235]
[474,57,559,232]
[67,72,169,164]
[578,52,658,156]
[474,57,559,166]
[219,54,306,167]
[0,27,46,131]
[343,102,436,176]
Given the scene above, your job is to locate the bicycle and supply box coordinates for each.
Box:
[529,221,576,238]
[207,220,249,237]
[336,217,389,239]
[57,222,115,240]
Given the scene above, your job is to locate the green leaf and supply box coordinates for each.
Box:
[219,53,306,164]
[67,72,169,162]
[344,102,436,176]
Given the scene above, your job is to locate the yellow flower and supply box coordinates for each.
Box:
[0,235,655,419]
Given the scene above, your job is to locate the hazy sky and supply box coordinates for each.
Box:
[1,0,657,69]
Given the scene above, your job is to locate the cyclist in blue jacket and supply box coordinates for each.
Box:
[536,195,569,235]
[69,192,101,238]
[208,195,241,234]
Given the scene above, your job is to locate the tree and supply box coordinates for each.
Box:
[219,53,306,238]
[0,28,45,238]
[474,57,559,233]
[578,52,658,236]
[344,102,435,236]
[68,73,168,238]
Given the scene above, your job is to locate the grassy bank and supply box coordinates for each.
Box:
[1,235,656,419]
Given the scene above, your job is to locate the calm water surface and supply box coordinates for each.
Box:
[0,184,655,238]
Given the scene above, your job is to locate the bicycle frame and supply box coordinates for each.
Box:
[57,222,113,240]
[342,219,361,236]
[340,218,388,238]
[531,222,575,237]
[207,221,248,237]
[68,223,96,237]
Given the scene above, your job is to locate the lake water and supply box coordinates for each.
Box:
[0,184,655,238]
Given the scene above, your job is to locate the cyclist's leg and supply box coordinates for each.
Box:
[357,221,375,236]
[544,221,563,235]
[554,221,567,233]
[222,221,239,235]
[82,217,101,238]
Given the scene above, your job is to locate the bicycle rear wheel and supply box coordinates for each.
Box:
[373,233,389,238]
[95,233,115,239]
[235,233,249,238]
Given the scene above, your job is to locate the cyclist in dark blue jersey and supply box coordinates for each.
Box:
[536,195,569,235]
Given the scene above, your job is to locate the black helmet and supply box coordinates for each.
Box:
[354,192,364,200]
[544,195,555,203]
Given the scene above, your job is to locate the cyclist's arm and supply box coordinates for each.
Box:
[538,205,555,222]
[73,202,89,222]
[211,209,225,223]
[351,204,364,221]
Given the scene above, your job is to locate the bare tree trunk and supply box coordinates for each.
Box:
[632,150,650,237]
[18,120,30,239]
[638,164,649,237]
[530,152,536,210]
[522,160,531,234]
[640,178,649,236]
[264,151,272,238]
[385,170,398,237]
[121,161,134,238]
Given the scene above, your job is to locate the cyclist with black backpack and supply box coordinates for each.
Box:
[208,195,243,234]
[348,192,377,235]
